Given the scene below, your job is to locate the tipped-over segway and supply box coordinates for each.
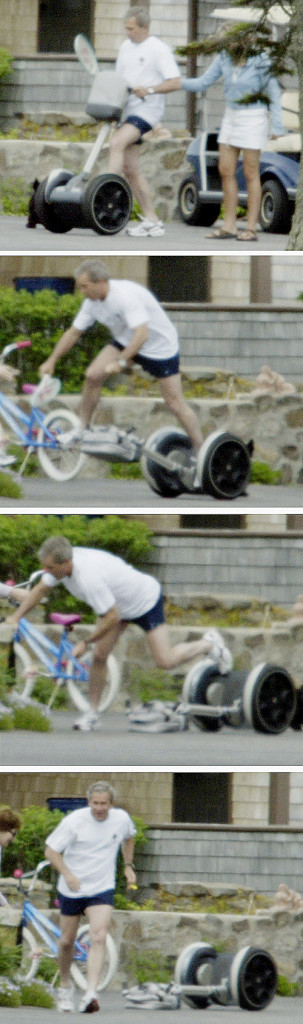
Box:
[30,66,132,235]
[175,943,277,1011]
[181,659,297,734]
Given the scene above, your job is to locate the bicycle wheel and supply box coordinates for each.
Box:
[15,926,39,982]
[71,926,118,991]
[9,641,37,700]
[37,408,86,482]
[67,653,120,713]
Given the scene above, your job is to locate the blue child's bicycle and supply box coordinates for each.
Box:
[0,339,85,481]
[14,861,118,990]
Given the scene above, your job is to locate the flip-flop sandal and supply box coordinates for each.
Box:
[237,230,258,242]
[207,228,238,239]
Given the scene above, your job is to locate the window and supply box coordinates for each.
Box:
[38,0,93,54]
[173,773,231,823]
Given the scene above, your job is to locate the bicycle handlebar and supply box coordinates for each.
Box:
[0,340,31,362]
[14,859,50,892]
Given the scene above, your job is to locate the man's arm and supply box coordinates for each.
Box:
[133,77,181,98]
[6,580,51,625]
[105,324,149,374]
[72,605,121,658]
[45,845,81,892]
[121,837,136,888]
[39,325,83,378]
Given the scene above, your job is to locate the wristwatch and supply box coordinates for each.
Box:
[147,87,155,95]
[118,358,128,369]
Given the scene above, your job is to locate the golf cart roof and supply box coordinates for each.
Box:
[211,5,291,25]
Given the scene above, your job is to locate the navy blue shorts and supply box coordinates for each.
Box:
[112,340,180,379]
[131,591,165,633]
[58,889,114,916]
[124,115,152,144]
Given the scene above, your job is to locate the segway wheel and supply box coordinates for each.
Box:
[175,942,217,1008]
[141,428,194,498]
[197,431,251,499]
[34,177,73,233]
[182,659,223,731]
[81,174,132,235]
[229,946,277,1010]
[243,662,296,734]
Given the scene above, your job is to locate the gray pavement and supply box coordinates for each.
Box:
[1,710,302,767]
[0,993,300,1024]
[0,473,302,508]
[0,215,288,251]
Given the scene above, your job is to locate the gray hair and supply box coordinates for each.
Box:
[125,6,150,27]
[38,535,73,565]
[86,781,116,803]
[74,259,110,283]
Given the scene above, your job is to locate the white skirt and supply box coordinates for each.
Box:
[218,105,269,150]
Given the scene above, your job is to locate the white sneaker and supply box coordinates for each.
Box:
[73,709,101,732]
[79,989,100,1013]
[57,985,75,1012]
[126,217,165,237]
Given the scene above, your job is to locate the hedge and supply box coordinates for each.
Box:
[0,287,112,392]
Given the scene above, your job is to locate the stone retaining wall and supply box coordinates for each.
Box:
[1,902,303,990]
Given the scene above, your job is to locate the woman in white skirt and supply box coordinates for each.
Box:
[153,40,285,242]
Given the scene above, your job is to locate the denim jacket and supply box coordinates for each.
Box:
[181,51,285,136]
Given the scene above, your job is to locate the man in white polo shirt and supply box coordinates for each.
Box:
[45,780,136,1013]
[39,259,204,455]
[109,5,181,237]
[7,534,213,732]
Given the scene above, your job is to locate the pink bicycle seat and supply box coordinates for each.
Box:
[50,613,82,626]
[22,384,36,394]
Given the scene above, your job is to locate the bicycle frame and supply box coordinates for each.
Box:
[20,900,87,962]
[14,616,89,699]
[0,391,62,470]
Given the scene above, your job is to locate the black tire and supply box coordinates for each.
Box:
[290,685,303,730]
[34,176,73,233]
[230,946,277,1010]
[243,663,296,734]
[141,428,194,498]
[197,432,251,499]
[175,942,217,1008]
[260,178,292,234]
[81,174,132,235]
[178,174,221,226]
[182,659,223,731]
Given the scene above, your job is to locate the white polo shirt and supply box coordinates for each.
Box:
[73,279,179,361]
[46,806,137,896]
[116,35,180,126]
[42,547,161,620]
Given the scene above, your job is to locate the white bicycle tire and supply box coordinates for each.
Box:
[37,408,86,482]
[71,926,118,991]
[13,641,37,700]
[67,652,121,713]
[16,926,39,982]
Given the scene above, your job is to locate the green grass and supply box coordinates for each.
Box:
[124,948,174,985]
[251,460,283,485]
[0,471,23,498]
[0,178,32,216]
[109,461,143,479]
[12,705,52,731]
[128,667,181,703]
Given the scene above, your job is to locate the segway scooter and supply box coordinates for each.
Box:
[39,412,253,499]
[180,659,297,733]
[175,943,277,1011]
[30,34,132,235]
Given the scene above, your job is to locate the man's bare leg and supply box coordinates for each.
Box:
[85,905,113,992]
[59,915,79,986]
[160,374,204,453]
[146,623,215,669]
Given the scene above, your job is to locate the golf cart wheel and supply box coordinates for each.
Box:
[141,428,194,498]
[260,178,292,234]
[182,659,223,731]
[229,946,277,1010]
[175,942,216,1008]
[243,663,296,734]
[178,174,221,226]
[34,176,73,233]
[197,431,251,499]
[81,173,132,235]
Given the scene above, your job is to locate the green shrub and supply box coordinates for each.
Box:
[0,179,31,217]
[109,462,143,479]
[277,974,300,997]
[0,941,20,977]
[1,804,64,875]
[0,49,12,82]
[0,471,23,499]
[124,949,174,984]
[251,461,282,485]
[20,979,55,1007]
[13,705,52,731]
[0,977,21,1006]
[0,712,14,730]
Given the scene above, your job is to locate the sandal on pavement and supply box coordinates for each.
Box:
[206,227,238,239]
[237,230,258,242]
